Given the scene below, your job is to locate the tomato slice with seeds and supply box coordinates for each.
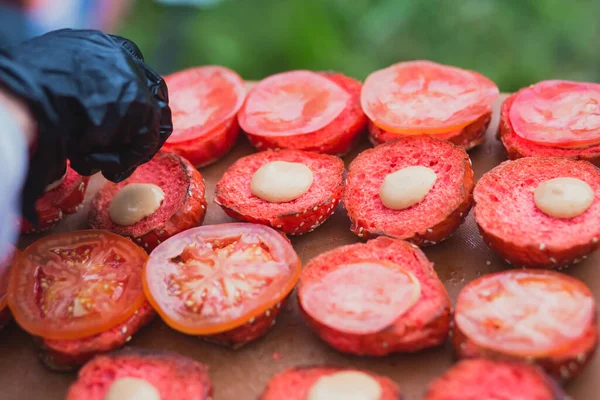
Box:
[361,60,498,134]
[238,70,350,137]
[8,230,148,340]
[165,66,246,144]
[0,245,19,311]
[455,270,595,357]
[299,261,421,334]
[143,223,301,335]
[510,80,600,148]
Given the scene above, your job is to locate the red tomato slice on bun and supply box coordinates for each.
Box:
[166,66,246,144]
[238,70,350,137]
[455,270,595,358]
[8,231,148,340]
[510,80,600,148]
[143,223,301,335]
[361,60,498,134]
[299,261,421,335]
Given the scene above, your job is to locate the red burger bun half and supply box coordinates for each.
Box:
[36,302,155,372]
[260,366,402,400]
[89,152,207,252]
[424,359,566,400]
[297,237,451,356]
[66,348,213,400]
[343,136,473,245]
[474,157,600,268]
[215,149,345,235]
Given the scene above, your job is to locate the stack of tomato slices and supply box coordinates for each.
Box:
[361,61,498,150]
[162,66,246,167]
[238,70,367,155]
[500,80,600,163]
[7,231,154,370]
[0,245,19,330]
[21,162,90,233]
[143,223,301,348]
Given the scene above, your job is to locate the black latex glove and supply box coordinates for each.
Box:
[0,29,172,224]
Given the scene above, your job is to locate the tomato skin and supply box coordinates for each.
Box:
[143,223,301,337]
[8,230,148,340]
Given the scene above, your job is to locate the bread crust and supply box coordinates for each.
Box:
[369,111,491,151]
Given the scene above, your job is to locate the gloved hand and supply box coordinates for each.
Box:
[0,29,172,224]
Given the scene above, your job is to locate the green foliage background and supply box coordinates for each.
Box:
[119,0,600,91]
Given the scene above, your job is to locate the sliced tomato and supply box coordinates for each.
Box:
[510,80,600,148]
[0,245,19,311]
[299,261,421,335]
[165,66,246,144]
[8,230,148,340]
[455,270,595,357]
[238,70,350,137]
[361,60,498,134]
[143,223,301,335]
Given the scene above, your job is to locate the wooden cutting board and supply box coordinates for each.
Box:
[2,94,597,400]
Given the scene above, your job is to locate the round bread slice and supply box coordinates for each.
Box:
[21,164,89,233]
[215,149,345,235]
[424,359,566,400]
[260,366,402,400]
[298,237,451,356]
[35,302,155,372]
[474,157,600,268]
[89,152,207,252]
[242,72,367,156]
[66,348,213,400]
[499,85,600,165]
[369,112,491,150]
[452,270,598,381]
[343,136,473,245]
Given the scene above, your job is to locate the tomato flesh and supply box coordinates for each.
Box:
[455,270,595,357]
[8,231,147,340]
[361,60,498,134]
[144,223,301,335]
[165,66,246,144]
[300,261,421,335]
[238,70,350,137]
[510,80,600,148]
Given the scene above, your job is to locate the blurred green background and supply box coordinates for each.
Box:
[119,0,600,92]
